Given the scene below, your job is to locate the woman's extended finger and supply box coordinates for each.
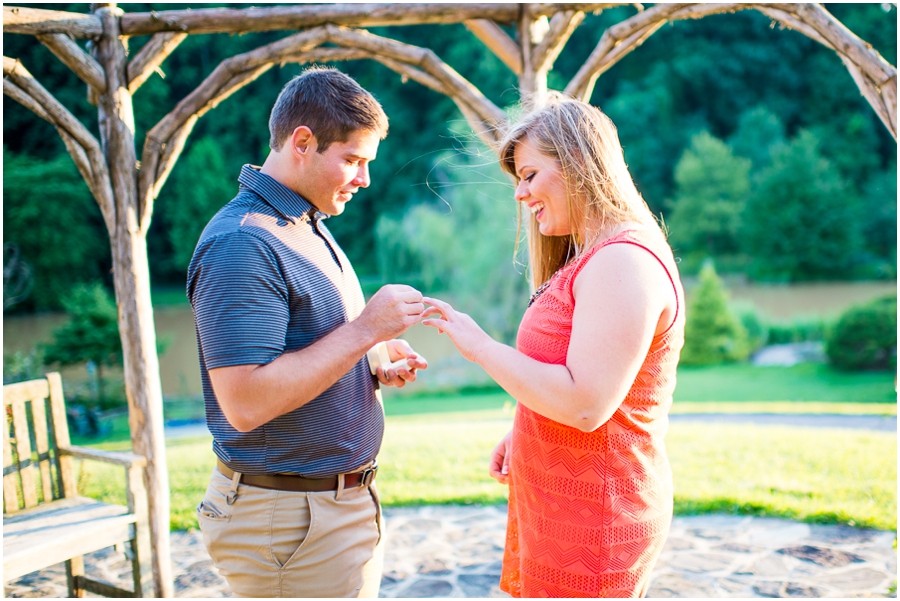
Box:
[421,306,446,320]
[423,296,455,313]
[421,318,449,334]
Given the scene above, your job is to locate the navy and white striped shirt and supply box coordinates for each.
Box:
[187,165,382,477]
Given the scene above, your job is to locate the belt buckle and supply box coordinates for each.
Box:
[360,466,377,487]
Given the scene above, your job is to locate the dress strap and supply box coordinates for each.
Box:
[566,230,682,336]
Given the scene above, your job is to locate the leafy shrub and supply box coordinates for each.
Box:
[826,295,897,371]
[3,349,45,385]
[733,303,768,354]
[681,262,750,365]
[766,317,831,345]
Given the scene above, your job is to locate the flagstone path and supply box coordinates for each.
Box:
[5,505,896,598]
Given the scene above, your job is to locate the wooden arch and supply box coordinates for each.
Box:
[3,3,896,596]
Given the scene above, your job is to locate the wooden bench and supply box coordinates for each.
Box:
[3,373,153,597]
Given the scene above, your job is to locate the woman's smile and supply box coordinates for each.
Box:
[514,137,571,237]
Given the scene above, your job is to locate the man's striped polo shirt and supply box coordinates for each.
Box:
[187,165,382,478]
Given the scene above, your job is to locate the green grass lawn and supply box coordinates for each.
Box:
[673,363,896,404]
[73,362,897,531]
[76,409,896,532]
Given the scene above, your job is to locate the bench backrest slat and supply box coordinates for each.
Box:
[47,373,76,498]
[3,373,74,513]
[9,397,38,509]
[30,395,55,502]
[3,409,20,513]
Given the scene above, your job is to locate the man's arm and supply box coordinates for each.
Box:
[209,285,424,432]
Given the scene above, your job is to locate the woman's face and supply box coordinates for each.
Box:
[513,136,572,237]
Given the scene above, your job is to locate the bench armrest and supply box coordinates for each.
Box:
[59,445,147,468]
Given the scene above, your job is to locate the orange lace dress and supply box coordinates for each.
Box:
[499,229,685,598]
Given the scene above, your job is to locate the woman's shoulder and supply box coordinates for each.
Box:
[565,226,676,295]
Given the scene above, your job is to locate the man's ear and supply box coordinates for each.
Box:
[290,126,316,160]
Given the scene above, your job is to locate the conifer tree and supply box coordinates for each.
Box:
[681,262,750,365]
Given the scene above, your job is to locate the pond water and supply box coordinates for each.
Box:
[3,281,895,399]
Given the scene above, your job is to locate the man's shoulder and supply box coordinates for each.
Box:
[198,188,290,244]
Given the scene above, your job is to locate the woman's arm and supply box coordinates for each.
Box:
[423,243,674,431]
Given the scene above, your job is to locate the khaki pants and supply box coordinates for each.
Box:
[197,467,384,598]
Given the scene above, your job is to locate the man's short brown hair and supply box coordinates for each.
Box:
[269,67,389,153]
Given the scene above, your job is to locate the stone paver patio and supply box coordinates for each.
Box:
[5,505,896,598]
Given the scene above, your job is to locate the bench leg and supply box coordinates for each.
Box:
[131,531,154,597]
[127,464,155,597]
[65,556,85,597]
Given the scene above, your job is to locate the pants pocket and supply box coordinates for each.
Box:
[271,491,314,569]
[367,484,383,544]
[197,500,230,522]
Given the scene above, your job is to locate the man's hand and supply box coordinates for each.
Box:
[421,296,492,363]
[375,339,428,388]
[356,285,424,343]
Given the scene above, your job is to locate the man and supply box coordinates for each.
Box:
[187,67,428,598]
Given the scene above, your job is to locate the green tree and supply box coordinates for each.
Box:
[666,131,751,263]
[681,262,750,366]
[728,106,785,170]
[826,295,897,371]
[741,130,862,281]
[3,150,110,311]
[43,282,122,405]
[161,137,236,272]
[858,168,897,278]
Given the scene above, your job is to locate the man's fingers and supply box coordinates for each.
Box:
[398,288,424,303]
[406,302,425,316]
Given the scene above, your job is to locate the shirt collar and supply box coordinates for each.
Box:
[237,164,328,224]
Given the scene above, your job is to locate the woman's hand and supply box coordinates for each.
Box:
[375,339,428,388]
[489,430,513,484]
[421,297,493,363]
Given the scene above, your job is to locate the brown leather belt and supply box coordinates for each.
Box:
[217,459,377,492]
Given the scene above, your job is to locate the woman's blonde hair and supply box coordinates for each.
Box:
[499,95,658,287]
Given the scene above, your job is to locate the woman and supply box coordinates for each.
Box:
[422,97,685,598]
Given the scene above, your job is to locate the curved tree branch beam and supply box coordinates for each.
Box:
[138,27,330,221]
[759,3,897,139]
[784,4,894,84]
[127,32,187,94]
[2,77,51,121]
[370,54,498,148]
[113,4,624,37]
[532,10,585,74]
[464,19,523,76]
[144,47,385,220]
[142,49,372,224]
[324,25,508,134]
[36,33,106,92]
[837,54,896,136]
[3,77,96,190]
[3,4,625,38]
[565,3,746,101]
[563,2,897,140]
[3,6,102,38]
[373,55,450,96]
[754,6,832,47]
[3,56,115,231]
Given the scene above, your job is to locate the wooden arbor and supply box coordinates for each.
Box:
[3,3,896,596]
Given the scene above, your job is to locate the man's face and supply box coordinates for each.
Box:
[300,129,380,216]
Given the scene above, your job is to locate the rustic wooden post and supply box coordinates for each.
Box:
[517,4,547,104]
[93,5,173,597]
